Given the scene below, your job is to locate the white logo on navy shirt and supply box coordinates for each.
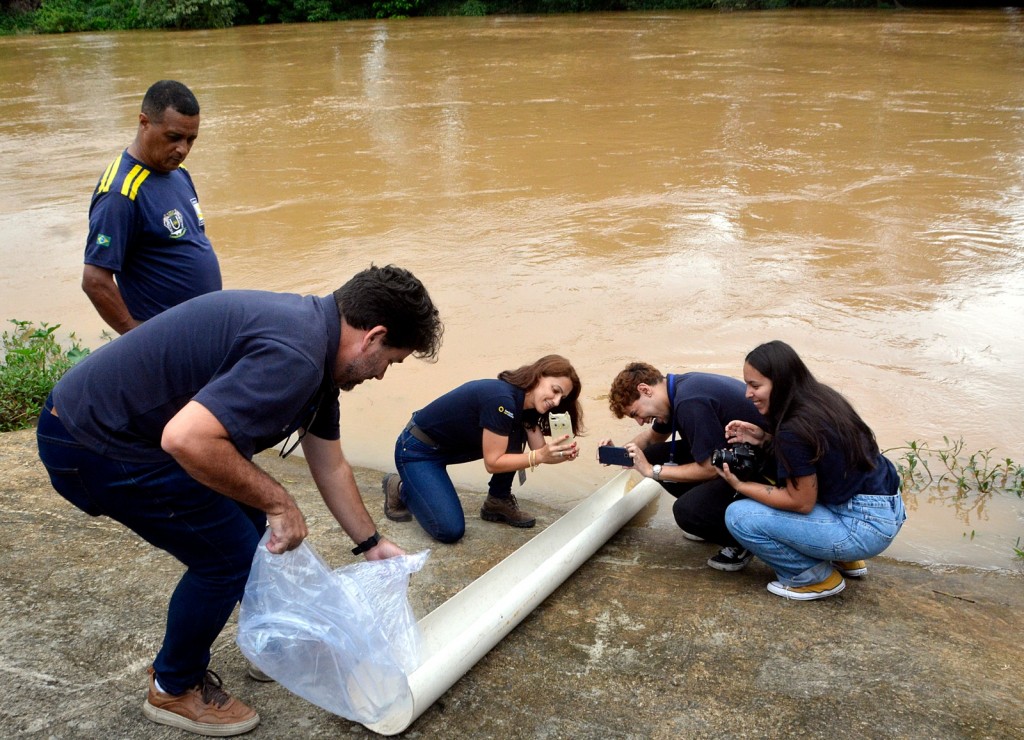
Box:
[163,209,187,238]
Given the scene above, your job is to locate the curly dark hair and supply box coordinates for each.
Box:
[333,264,443,361]
[607,361,664,419]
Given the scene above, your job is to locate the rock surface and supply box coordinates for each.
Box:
[2,428,1022,738]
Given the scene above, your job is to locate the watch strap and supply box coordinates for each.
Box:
[351,530,381,555]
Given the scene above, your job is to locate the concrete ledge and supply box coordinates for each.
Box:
[2,428,1022,737]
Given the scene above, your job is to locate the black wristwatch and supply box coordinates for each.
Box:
[351,530,381,555]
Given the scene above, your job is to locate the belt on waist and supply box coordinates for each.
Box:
[405,419,439,447]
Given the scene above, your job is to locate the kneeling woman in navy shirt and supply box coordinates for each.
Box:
[383,354,583,543]
[716,340,906,601]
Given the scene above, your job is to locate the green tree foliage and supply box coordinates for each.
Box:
[10,0,238,32]
[32,0,124,32]
[3,0,889,30]
[372,0,421,18]
[138,0,240,29]
[233,0,372,23]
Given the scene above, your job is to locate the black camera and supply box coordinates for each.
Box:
[711,443,764,482]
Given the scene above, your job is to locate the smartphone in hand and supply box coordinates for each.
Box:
[549,412,574,441]
[598,445,633,467]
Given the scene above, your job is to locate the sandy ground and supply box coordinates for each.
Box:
[2,427,1022,739]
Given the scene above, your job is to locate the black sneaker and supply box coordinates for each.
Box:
[707,546,753,572]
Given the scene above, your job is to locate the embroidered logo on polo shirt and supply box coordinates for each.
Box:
[497,405,514,419]
[96,234,111,247]
[163,209,187,239]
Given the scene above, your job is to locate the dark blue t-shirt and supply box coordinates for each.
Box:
[52,291,340,464]
[86,151,222,320]
[775,425,900,505]
[651,372,765,464]
[412,379,528,458]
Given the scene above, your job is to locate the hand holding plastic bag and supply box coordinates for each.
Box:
[237,531,429,723]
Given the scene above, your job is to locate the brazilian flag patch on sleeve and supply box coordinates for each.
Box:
[96,234,111,247]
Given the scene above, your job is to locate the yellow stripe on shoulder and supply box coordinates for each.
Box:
[121,165,152,201]
[96,154,122,195]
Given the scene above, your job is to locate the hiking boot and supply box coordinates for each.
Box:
[143,666,260,736]
[833,559,868,577]
[767,569,846,601]
[382,473,412,522]
[707,546,753,572]
[480,494,536,528]
[246,664,274,683]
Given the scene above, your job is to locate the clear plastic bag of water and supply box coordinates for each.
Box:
[237,531,428,723]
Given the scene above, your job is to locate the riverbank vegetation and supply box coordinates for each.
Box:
[0,320,87,433]
[888,439,1024,560]
[1,0,916,33]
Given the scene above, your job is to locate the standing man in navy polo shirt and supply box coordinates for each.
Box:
[82,80,221,334]
[37,265,443,737]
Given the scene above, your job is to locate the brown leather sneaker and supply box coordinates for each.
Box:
[143,666,260,737]
[480,494,536,528]
[382,473,412,522]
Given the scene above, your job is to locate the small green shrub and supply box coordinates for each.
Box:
[0,319,89,433]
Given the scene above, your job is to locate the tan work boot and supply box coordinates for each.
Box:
[143,666,260,736]
[480,494,536,528]
[382,473,412,522]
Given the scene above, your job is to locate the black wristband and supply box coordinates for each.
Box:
[351,531,381,556]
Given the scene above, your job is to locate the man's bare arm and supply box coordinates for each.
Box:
[82,264,141,335]
[161,400,307,553]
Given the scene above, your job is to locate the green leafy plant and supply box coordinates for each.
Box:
[0,319,89,433]
[888,437,1024,499]
[887,437,1024,560]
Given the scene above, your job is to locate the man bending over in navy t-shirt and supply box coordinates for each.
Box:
[38,264,443,736]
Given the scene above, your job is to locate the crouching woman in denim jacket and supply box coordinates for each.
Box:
[716,340,906,601]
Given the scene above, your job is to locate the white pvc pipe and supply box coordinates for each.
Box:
[364,471,661,735]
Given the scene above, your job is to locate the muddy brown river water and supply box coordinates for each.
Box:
[1,10,1022,569]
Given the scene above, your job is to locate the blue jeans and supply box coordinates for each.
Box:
[36,396,265,694]
[725,493,907,586]
[394,426,516,543]
[644,441,757,549]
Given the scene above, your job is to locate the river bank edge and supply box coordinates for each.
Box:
[2,427,1022,738]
